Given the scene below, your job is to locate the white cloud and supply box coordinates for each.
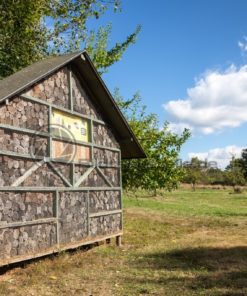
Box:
[168,122,193,134]
[188,145,244,169]
[164,64,247,134]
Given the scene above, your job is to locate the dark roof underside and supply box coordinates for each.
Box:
[0,51,146,159]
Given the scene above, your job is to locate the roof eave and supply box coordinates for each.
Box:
[0,51,146,159]
[79,52,146,159]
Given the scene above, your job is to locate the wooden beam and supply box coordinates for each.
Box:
[21,94,106,126]
[11,160,45,187]
[89,209,122,218]
[48,162,72,187]
[0,217,57,229]
[48,105,53,159]
[68,68,73,111]
[116,235,122,247]
[87,190,90,236]
[0,123,49,137]
[0,150,44,160]
[0,231,123,267]
[74,166,95,187]
[55,190,60,245]
[119,149,123,231]
[0,186,121,192]
[90,118,94,163]
[96,166,113,187]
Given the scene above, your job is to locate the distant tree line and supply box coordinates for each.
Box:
[182,149,247,190]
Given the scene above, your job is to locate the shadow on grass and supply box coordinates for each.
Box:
[132,247,247,295]
[0,243,97,276]
[143,246,247,271]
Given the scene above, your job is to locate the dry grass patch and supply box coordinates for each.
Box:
[0,189,247,295]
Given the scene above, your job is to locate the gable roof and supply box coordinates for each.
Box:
[0,51,146,159]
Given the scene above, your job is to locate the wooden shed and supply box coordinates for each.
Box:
[0,51,145,266]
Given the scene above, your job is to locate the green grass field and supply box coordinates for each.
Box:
[1,188,247,295]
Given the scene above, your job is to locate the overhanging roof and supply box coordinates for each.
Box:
[0,51,146,159]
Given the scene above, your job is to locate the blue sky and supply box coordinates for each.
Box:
[87,0,247,167]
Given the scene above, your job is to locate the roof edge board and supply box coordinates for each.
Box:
[0,52,82,104]
[0,50,146,159]
[81,52,146,158]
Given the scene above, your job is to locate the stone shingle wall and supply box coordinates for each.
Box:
[0,65,122,264]
[90,214,121,237]
[59,191,88,244]
[89,191,120,213]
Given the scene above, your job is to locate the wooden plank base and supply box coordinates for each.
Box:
[116,235,122,247]
[0,232,123,267]
[105,238,111,244]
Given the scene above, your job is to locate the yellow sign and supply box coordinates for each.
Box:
[51,110,89,142]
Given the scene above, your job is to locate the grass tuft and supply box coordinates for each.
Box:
[1,188,247,295]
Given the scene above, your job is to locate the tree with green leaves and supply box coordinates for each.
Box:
[225,155,246,189]
[0,0,48,79]
[0,0,140,78]
[182,157,203,191]
[85,24,141,74]
[224,169,245,190]
[0,1,191,194]
[114,89,190,194]
[239,148,247,179]
[207,168,225,185]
